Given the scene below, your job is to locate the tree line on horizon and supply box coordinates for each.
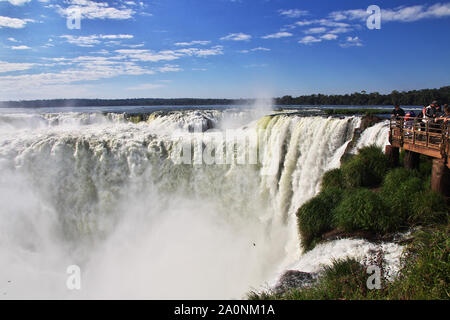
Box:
[1,86,448,108]
[275,86,450,106]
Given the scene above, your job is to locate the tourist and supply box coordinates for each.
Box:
[423,101,438,120]
[436,105,450,124]
[391,104,405,118]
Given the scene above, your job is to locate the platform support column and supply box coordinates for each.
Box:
[385,145,399,168]
[431,159,450,197]
[404,150,420,170]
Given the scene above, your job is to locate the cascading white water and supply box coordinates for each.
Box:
[0,109,384,299]
[355,120,390,151]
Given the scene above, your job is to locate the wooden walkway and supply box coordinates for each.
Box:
[389,117,450,169]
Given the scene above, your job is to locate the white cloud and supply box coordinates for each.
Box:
[240,47,271,53]
[321,34,338,40]
[329,3,450,23]
[340,36,363,48]
[0,58,156,92]
[194,46,224,57]
[0,61,34,73]
[7,37,18,42]
[60,34,134,47]
[11,45,30,50]
[61,35,100,47]
[0,16,28,28]
[299,36,322,45]
[0,0,31,5]
[279,9,308,18]
[262,32,293,39]
[157,64,182,73]
[220,33,252,41]
[54,0,135,20]
[304,27,327,34]
[115,49,180,62]
[295,20,315,27]
[329,26,354,34]
[174,40,211,46]
[115,45,223,62]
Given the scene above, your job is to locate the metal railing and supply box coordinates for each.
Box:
[389,116,449,157]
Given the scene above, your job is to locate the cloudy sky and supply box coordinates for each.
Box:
[0,0,449,100]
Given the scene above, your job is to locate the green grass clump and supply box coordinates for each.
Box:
[249,258,370,300]
[321,168,344,190]
[249,227,449,300]
[411,190,448,225]
[384,226,450,299]
[380,168,423,222]
[333,188,398,233]
[342,145,388,188]
[297,187,343,250]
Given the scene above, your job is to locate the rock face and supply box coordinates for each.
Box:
[360,115,383,131]
[273,270,317,294]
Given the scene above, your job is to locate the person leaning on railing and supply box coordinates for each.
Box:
[435,105,450,124]
[391,104,405,118]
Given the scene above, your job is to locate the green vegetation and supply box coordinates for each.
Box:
[249,258,370,300]
[324,109,388,116]
[297,146,446,253]
[333,189,398,233]
[1,86,448,108]
[255,144,449,300]
[250,225,449,300]
[342,145,388,188]
[296,187,343,250]
[275,86,450,106]
[320,168,344,190]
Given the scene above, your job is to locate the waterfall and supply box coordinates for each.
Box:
[0,110,385,299]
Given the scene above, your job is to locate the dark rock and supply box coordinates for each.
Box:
[273,270,316,294]
[360,115,383,131]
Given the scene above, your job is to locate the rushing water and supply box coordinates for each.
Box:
[0,105,397,299]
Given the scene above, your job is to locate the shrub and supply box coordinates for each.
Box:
[342,145,388,188]
[321,168,344,190]
[418,156,433,178]
[385,226,450,299]
[410,190,448,225]
[296,187,343,250]
[249,258,369,300]
[333,188,399,233]
[250,227,450,300]
[381,168,423,221]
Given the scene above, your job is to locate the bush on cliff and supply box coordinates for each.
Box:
[321,168,344,190]
[342,145,388,188]
[380,168,423,222]
[384,226,449,299]
[410,190,448,225]
[332,188,399,233]
[249,226,449,300]
[297,187,343,250]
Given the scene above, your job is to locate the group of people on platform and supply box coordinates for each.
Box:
[391,101,450,125]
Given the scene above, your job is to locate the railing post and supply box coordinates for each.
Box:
[400,117,404,146]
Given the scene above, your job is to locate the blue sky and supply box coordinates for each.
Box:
[0,0,449,100]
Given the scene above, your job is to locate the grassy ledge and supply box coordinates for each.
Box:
[250,145,449,300]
